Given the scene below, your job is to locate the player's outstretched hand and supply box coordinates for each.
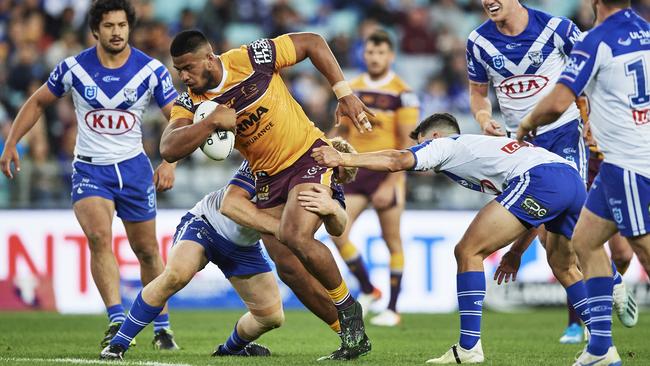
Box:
[494,251,521,285]
[0,145,20,179]
[335,94,375,134]
[206,105,237,132]
[154,161,175,192]
[311,146,343,168]
[297,185,337,215]
[481,119,505,136]
[516,114,537,143]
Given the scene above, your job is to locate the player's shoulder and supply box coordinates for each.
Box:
[388,73,413,93]
[219,46,254,74]
[468,20,493,43]
[349,74,365,89]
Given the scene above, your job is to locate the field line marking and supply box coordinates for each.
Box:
[0,357,192,366]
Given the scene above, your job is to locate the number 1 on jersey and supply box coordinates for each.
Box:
[625,58,650,108]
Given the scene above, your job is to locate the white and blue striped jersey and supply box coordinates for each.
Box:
[466,6,581,134]
[407,135,573,195]
[47,46,178,165]
[558,9,650,177]
[189,161,261,247]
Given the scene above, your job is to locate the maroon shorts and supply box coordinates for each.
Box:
[587,152,604,190]
[344,168,389,197]
[255,139,339,209]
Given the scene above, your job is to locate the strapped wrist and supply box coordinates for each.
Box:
[332,81,353,100]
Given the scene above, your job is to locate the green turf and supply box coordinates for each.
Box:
[0,309,647,365]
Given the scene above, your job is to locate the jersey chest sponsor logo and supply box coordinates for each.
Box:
[237,106,269,137]
[84,109,136,135]
[498,74,549,99]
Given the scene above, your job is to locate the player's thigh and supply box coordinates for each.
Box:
[163,240,208,286]
[73,196,115,248]
[608,233,634,261]
[544,232,576,268]
[260,204,284,220]
[456,200,528,259]
[230,271,282,313]
[376,202,404,253]
[122,219,160,256]
[331,194,369,248]
[626,233,650,270]
[280,183,327,238]
[573,207,619,252]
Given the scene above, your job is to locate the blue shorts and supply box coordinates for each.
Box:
[496,163,586,238]
[585,162,650,237]
[532,119,589,183]
[173,213,272,278]
[71,153,156,222]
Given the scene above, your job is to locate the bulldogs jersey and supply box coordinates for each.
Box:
[466,6,581,134]
[47,47,178,165]
[558,9,650,177]
[188,160,260,247]
[408,134,573,195]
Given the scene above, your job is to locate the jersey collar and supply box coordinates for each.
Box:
[362,70,395,89]
[206,56,228,94]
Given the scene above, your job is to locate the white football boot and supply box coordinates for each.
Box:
[573,346,622,366]
[357,288,382,318]
[369,309,401,327]
[613,283,639,327]
[426,340,484,364]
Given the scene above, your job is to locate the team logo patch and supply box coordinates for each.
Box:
[612,207,624,224]
[492,55,505,70]
[84,86,98,100]
[521,196,548,219]
[527,51,544,67]
[123,88,138,105]
[257,184,270,201]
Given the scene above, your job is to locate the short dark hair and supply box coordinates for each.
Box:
[88,0,136,33]
[409,113,460,140]
[366,30,393,50]
[170,30,209,57]
[601,0,630,6]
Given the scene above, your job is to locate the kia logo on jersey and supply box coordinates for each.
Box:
[84,109,136,135]
[498,74,549,99]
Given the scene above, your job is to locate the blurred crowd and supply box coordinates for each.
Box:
[1,0,649,209]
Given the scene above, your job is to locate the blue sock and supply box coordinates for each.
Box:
[221,323,251,354]
[154,313,170,333]
[107,304,125,324]
[612,261,623,286]
[565,281,591,331]
[110,292,163,350]
[586,277,614,356]
[457,271,485,350]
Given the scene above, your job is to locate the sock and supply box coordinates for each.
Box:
[566,299,582,327]
[612,261,623,286]
[221,323,251,354]
[327,281,356,311]
[457,271,485,350]
[153,313,170,333]
[387,252,404,312]
[565,281,591,331]
[586,277,614,356]
[110,292,163,350]
[329,320,341,336]
[107,304,126,324]
[342,242,375,294]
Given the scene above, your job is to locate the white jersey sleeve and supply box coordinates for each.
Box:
[407,138,458,172]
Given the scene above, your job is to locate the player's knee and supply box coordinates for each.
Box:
[131,243,161,266]
[454,244,472,261]
[274,259,301,285]
[161,267,191,291]
[86,230,112,253]
[255,309,285,330]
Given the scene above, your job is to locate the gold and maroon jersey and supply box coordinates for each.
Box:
[171,35,324,175]
[344,71,419,153]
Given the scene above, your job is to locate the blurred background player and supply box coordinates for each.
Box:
[0,0,180,350]
[161,30,374,360]
[466,0,630,343]
[329,29,419,327]
[101,157,352,360]
[517,1,649,363]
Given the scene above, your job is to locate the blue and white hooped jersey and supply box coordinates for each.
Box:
[558,9,650,178]
[466,6,581,134]
[407,134,574,195]
[47,46,178,165]
[188,160,261,247]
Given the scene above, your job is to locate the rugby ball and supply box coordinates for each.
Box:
[193,100,235,161]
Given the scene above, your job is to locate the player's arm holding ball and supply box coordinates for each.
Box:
[286,33,375,133]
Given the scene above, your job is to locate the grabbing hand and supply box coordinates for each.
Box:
[481,119,506,136]
[335,94,375,134]
[311,146,344,168]
[153,161,176,192]
[206,105,237,132]
[494,251,521,285]
[297,185,337,216]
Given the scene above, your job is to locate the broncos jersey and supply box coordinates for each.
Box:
[345,71,419,152]
[558,8,650,177]
[47,46,178,165]
[466,6,581,135]
[170,34,325,175]
[408,134,574,195]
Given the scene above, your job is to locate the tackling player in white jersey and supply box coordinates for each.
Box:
[0,0,179,349]
[312,113,593,364]
[518,1,649,364]
[467,0,635,343]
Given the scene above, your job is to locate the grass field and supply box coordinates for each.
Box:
[0,309,647,366]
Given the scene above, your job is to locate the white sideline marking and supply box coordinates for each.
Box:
[0,357,192,366]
